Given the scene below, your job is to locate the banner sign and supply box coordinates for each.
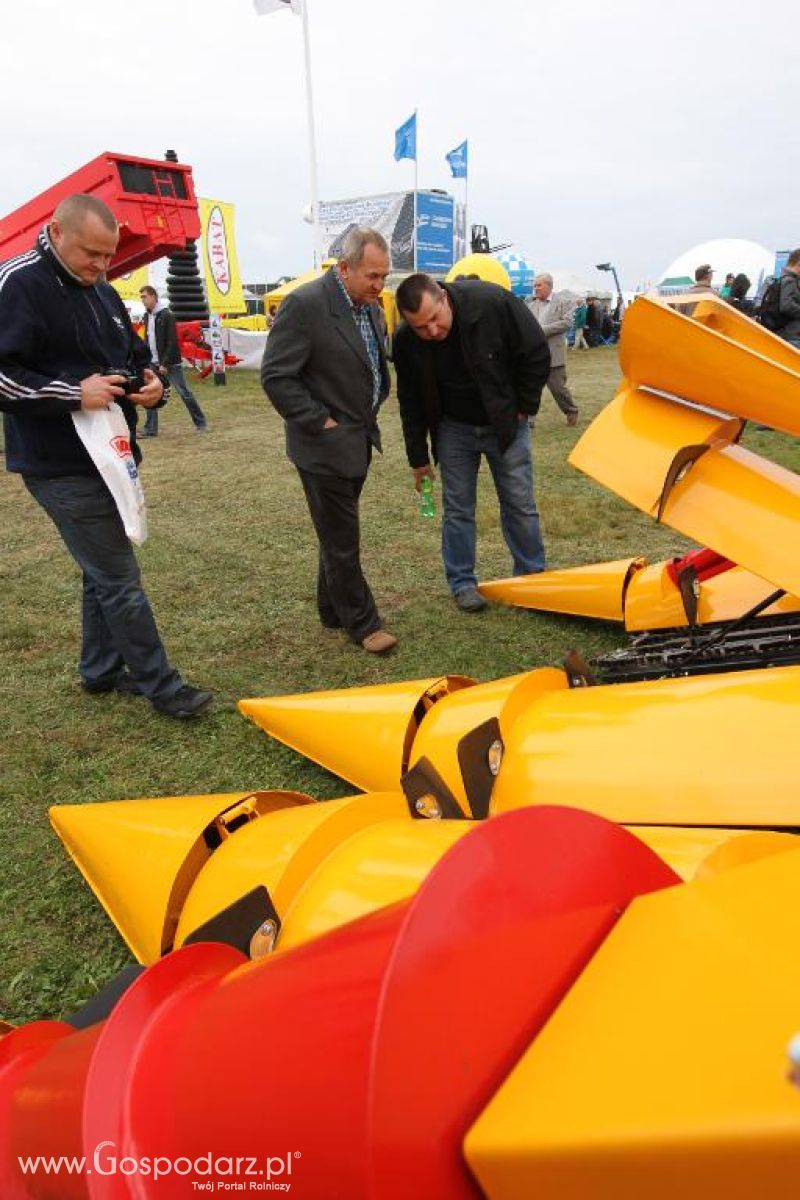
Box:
[111,266,149,302]
[199,198,247,314]
[318,190,456,274]
[416,192,455,273]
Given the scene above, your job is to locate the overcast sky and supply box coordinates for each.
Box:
[2,0,795,290]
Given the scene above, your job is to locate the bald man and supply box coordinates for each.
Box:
[0,194,212,717]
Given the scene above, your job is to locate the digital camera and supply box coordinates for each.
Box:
[103,368,146,395]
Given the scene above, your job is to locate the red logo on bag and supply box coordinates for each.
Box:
[110,435,131,458]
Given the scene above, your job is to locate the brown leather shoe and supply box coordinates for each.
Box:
[361,629,398,653]
[567,412,579,426]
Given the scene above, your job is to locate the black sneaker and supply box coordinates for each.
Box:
[454,587,488,613]
[152,685,213,718]
[82,672,142,696]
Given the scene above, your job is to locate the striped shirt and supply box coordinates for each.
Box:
[334,268,382,408]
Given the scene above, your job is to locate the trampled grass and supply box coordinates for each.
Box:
[1,347,798,1023]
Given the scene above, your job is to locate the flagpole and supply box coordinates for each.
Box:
[413,107,418,271]
[300,0,321,267]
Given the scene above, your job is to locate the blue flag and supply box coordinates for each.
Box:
[446,140,468,179]
[394,113,417,162]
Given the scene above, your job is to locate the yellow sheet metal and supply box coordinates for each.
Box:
[49,790,311,963]
[409,673,530,812]
[478,559,646,621]
[174,791,409,951]
[620,294,800,435]
[568,384,741,516]
[238,675,476,792]
[465,845,800,1200]
[656,441,800,600]
[491,663,800,827]
[630,826,797,881]
[624,559,800,630]
[278,818,472,951]
[689,296,800,373]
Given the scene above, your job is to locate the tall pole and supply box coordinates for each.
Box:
[413,107,418,271]
[300,0,321,266]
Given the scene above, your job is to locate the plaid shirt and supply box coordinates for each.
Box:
[334,268,383,408]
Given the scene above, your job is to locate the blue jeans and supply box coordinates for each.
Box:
[436,417,545,595]
[23,474,183,701]
[144,365,207,434]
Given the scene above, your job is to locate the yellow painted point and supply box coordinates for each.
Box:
[491,663,800,826]
[624,559,799,631]
[568,383,741,517]
[174,791,409,949]
[478,559,646,621]
[621,294,800,436]
[238,676,476,792]
[278,818,472,951]
[409,673,530,812]
[465,845,800,1200]
[50,790,312,963]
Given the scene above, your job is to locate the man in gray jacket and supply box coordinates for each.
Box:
[261,228,396,653]
[527,273,579,424]
[778,249,800,348]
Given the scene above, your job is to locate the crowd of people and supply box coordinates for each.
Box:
[2,196,799,720]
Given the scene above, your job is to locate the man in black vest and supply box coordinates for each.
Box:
[139,285,208,435]
[394,273,549,611]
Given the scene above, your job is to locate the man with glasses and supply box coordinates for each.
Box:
[393,272,550,612]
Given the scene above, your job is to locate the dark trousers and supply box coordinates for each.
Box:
[297,468,381,643]
[23,474,182,701]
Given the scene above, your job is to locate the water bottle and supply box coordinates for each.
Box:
[419,475,436,518]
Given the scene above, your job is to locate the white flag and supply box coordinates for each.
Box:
[253,0,302,14]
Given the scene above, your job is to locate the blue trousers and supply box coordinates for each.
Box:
[23,474,183,700]
[436,417,545,595]
[144,365,207,434]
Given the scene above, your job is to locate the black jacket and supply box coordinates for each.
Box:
[142,306,182,368]
[393,280,551,468]
[0,228,157,477]
[779,269,800,344]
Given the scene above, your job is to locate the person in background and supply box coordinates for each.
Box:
[527,273,579,425]
[720,272,735,299]
[778,249,800,349]
[572,298,589,350]
[393,272,549,613]
[139,285,208,435]
[0,194,212,717]
[726,273,755,316]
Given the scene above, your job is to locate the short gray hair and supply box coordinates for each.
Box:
[53,194,118,234]
[534,272,553,286]
[339,227,389,267]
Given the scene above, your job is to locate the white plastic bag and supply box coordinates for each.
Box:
[71,401,148,544]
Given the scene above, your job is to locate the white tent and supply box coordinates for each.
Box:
[659,239,775,297]
[551,270,611,301]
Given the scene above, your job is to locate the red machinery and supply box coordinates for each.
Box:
[0,151,200,276]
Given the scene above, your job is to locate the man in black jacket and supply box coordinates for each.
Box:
[139,285,208,435]
[0,193,212,717]
[778,249,800,348]
[393,274,549,611]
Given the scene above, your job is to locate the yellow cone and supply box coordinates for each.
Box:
[478,559,646,621]
[49,789,312,963]
[238,676,476,791]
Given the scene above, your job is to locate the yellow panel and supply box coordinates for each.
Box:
[620,295,800,436]
[409,674,529,812]
[630,826,798,881]
[478,560,646,621]
[491,664,800,827]
[175,792,409,948]
[50,792,276,963]
[466,846,800,1200]
[278,818,472,951]
[238,676,475,792]
[689,296,800,375]
[624,560,800,631]
[658,442,800,599]
[568,384,739,516]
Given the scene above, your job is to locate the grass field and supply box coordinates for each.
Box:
[1,347,797,1024]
